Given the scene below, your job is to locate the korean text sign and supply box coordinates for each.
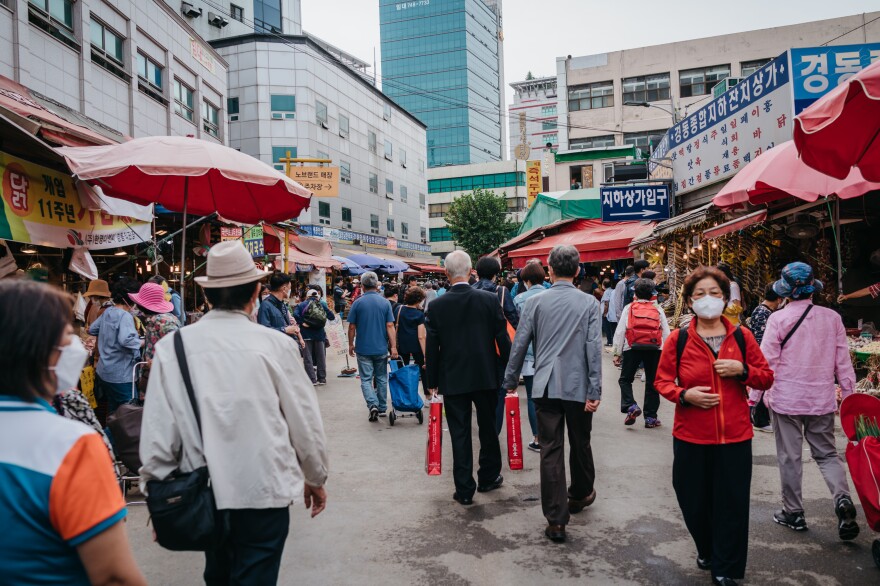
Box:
[600,185,670,222]
[526,160,541,206]
[790,44,880,113]
[290,167,339,197]
[0,152,151,248]
[243,225,264,258]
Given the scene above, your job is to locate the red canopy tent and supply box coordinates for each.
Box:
[263,225,341,270]
[506,220,653,268]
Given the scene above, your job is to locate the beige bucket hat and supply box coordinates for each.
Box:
[195,240,269,288]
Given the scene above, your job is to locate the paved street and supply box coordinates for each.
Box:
[128,350,878,585]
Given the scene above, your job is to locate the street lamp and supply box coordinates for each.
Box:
[624,101,680,124]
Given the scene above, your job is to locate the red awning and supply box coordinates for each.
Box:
[408,262,445,273]
[703,210,767,240]
[508,220,652,268]
[263,225,341,270]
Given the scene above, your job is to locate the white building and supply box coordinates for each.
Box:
[557,12,880,153]
[427,160,530,256]
[508,75,558,159]
[0,0,228,143]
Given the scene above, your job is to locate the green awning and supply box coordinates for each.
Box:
[518,189,602,234]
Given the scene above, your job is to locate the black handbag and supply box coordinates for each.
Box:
[146,332,228,552]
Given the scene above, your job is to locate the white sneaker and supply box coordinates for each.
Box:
[755,425,774,433]
[640,370,646,382]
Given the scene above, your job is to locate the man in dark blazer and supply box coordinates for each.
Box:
[426,250,512,505]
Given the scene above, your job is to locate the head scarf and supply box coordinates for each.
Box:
[772,262,824,300]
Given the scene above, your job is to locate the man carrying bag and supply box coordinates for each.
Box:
[140,241,329,585]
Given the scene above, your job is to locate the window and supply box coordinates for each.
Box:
[270,94,295,120]
[430,227,453,242]
[227,97,239,121]
[339,114,349,138]
[429,203,451,218]
[370,214,379,234]
[568,81,613,111]
[427,172,526,194]
[383,103,392,121]
[317,150,329,162]
[341,207,352,223]
[680,65,730,97]
[90,19,126,79]
[316,100,328,127]
[421,227,427,243]
[385,178,393,196]
[622,73,670,103]
[387,218,395,233]
[400,148,407,168]
[203,100,219,138]
[623,130,665,154]
[369,172,378,193]
[401,223,409,239]
[28,0,77,49]
[541,105,557,116]
[137,53,164,103]
[368,130,377,154]
[603,162,615,182]
[507,198,527,213]
[419,192,426,210]
[230,3,244,22]
[272,146,297,171]
[542,120,557,130]
[740,59,770,78]
[318,201,330,218]
[570,135,616,149]
[384,139,393,161]
[173,79,195,123]
[542,134,558,145]
[400,185,407,204]
[340,160,351,184]
[419,159,425,174]
[254,0,281,33]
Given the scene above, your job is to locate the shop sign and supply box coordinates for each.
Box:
[387,237,398,251]
[220,226,242,241]
[290,167,339,197]
[600,185,670,221]
[243,225,264,258]
[790,43,880,114]
[526,160,541,206]
[654,52,792,197]
[190,38,216,74]
[301,225,431,253]
[0,152,151,249]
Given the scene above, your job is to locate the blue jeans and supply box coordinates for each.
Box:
[523,375,538,438]
[99,377,133,415]
[357,354,388,412]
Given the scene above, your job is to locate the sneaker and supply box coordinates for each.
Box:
[639,369,646,382]
[773,509,807,531]
[624,404,642,426]
[378,412,388,418]
[754,425,773,433]
[836,496,860,541]
[368,406,379,422]
[528,441,541,452]
[644,417,662,428]
[316,381,327,386]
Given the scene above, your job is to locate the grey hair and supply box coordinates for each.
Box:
[361,271,379,289]
[444,250,472,280]
[548,245,580,278]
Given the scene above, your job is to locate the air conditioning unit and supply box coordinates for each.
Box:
[181,2,202,18]
[207,12,228,27]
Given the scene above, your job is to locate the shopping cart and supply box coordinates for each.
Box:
[106,361,148,504]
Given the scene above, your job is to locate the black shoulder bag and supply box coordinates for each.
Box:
[146,332,228,552]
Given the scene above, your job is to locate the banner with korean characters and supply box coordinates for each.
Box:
[290,167,339,197]
[0,151,151,249]
[526,160,541,206]
[243,225,265,258]
[657,52,792,197]
[600,185,670,222]
[790,43,880,114]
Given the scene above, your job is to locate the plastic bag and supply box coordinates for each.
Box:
[69,247,98,281]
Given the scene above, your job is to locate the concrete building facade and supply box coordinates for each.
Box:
[0,0,229,142]
[508,75,558,159]
[557,12,880,153]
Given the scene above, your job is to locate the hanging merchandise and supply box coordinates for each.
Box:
[74,291,87,322]
[68,247,98,281]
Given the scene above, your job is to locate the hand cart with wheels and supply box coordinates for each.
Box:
[387,359,424,426]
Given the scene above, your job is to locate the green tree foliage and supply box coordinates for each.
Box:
[444,188,519,259]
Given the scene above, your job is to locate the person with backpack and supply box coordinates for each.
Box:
[622,260,650,308]
[654,266,773,586]
[757,262,859,541]
[294,287,335,386]
[612,278,670,428]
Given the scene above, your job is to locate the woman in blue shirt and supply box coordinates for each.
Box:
[513,262,548,452]
[394,286,428,395]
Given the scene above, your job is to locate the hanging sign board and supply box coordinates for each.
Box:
[290,167,339,197]
[600,185,670,222]
[243,225,264,258]
[526,160,541,206]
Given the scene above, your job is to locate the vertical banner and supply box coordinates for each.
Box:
[526,160,542,207]
[505,395,523,470]
[425,399,443,476]
[243,225,265,258]
[582,165,594,189]
[325,317,348,357]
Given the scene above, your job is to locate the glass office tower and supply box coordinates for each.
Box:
[380,0,504,167]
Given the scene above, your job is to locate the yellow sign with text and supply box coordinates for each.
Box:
[526,160,542,207]
[290,167,339,197]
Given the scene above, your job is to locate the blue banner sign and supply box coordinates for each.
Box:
[300,225,431,254]
[790,44,880,114]
[600,185,670,222]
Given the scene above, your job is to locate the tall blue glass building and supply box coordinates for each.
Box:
[380,0,505,167]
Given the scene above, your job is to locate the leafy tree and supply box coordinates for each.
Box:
[525,71,535,80]
[444,188,519,259]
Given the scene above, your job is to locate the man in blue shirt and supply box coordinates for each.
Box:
[347,271,398,421]
[258,273,305,348]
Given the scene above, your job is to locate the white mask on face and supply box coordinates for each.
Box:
[50,337,89,393]
[692,295,725,319]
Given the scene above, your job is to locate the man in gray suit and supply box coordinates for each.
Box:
[503,244,603,543]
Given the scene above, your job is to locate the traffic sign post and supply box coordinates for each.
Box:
[600,185,670,222]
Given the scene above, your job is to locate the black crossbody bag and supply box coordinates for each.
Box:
[146,332,228,551]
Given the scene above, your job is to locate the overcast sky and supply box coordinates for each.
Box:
[301,1,874,131]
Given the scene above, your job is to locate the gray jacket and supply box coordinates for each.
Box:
[503,281,603,403]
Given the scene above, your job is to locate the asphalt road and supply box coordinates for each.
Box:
[127,347,879,585]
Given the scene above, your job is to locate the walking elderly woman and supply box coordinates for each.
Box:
[654,266,773,586]
[513,260,548,452]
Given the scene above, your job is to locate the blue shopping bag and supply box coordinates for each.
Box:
[388,360,424,412]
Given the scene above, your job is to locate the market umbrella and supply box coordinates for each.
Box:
[346,253,395,272]
[58,136,312,305]
[332,255,365,274]
[713,141,880,209]
[794,60,880,181]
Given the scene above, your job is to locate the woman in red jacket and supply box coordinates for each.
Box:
[655,266,773,586]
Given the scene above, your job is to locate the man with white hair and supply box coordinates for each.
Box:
[426,251,511,506]
[347,271,398,421]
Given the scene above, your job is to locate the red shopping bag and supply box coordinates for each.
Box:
[425,399,442,476]
[506,394,523,470]
[840,394,880,532]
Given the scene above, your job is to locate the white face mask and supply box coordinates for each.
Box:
[692,295,725,319]
[50,337,89,393]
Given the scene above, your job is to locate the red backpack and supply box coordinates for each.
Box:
[625,302,662,350]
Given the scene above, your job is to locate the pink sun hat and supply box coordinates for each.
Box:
[129,282,174,313]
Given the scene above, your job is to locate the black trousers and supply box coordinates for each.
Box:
[400,350,427,395]
[444,389,502,498]
[301,339,327,383]
[602,317,616,346]
[204,507,290,586]
[619,348,661,418]
[672,438,752,580]
[534,397,596,527]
